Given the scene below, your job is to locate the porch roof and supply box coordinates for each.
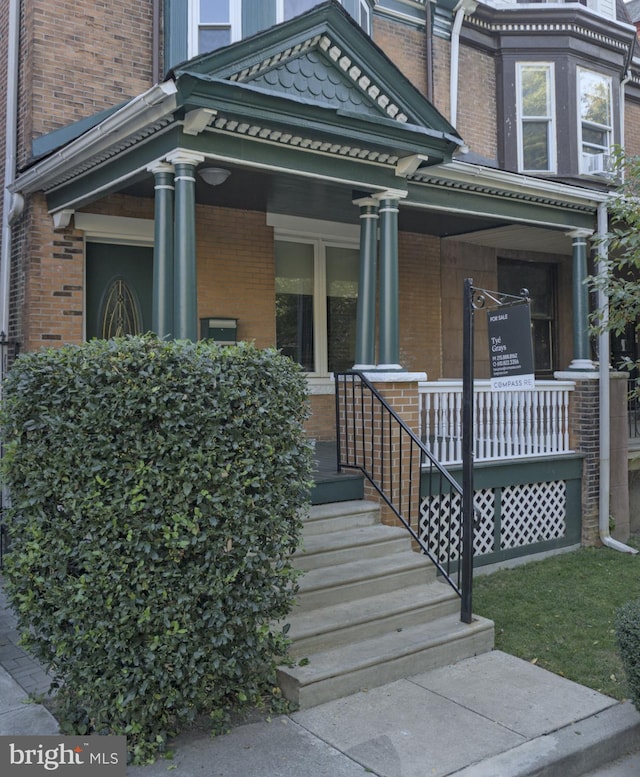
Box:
[11,0,606,236]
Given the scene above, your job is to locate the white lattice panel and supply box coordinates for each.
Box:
[419,489,495,560]
[500,481,566,549]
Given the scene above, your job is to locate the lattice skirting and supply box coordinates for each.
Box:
[419,480,567,561]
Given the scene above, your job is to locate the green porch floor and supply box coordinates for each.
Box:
[311,441,364,505]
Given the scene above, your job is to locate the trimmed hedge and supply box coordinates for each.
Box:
[615,600,640,712]
[1,335,312,763]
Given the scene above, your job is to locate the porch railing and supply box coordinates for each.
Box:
[335,372,470,617]
[419,380,575,466]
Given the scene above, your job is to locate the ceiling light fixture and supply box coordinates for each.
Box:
[199,167,231,186]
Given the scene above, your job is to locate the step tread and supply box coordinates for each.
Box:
[297,550,434,593]
[299,523,409,556]
[281,614,494,685]
[286,581,457,639]
[306,500,380,522]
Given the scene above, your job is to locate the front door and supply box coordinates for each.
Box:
[86,243,153,340]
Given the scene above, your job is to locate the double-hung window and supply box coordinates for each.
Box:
[275,235,359,376]
[189,0,241,56]
[578,68,613,176]
[516,63,556,174]
[276,0,371,32]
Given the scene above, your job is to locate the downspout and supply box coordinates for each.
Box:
[1,0,22,338]
[619,70,631,182]
[450,0,477,128]
[152,0,161,85]
[596,202,638,554]
[425,0,433,103]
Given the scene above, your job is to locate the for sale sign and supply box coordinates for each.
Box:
[487,303,534,391]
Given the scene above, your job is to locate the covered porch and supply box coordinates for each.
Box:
[10,1,623,551]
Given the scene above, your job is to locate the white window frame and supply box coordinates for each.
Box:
[188,0,242,58]
[276,0,371,33]
[516,62,556,174]
[492,1,615,21]
[577,67,613,177]
[272,216,359,379]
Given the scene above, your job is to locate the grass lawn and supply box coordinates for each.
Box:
[473,538,640,700]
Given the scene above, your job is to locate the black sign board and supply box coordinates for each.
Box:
[487,303,534,390]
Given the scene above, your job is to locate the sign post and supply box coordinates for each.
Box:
[461,282,533,625]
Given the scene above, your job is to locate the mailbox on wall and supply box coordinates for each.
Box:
[200,317,238,345]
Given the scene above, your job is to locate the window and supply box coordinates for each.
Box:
[275,237,359,375]
[578,68,613,176]
[498,259,557,376]
[276,0,371,32]
[189,0,241,56]
[506,0,616,20]
[516,63,556,173]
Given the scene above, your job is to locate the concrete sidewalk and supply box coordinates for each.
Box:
[2,649,639,777]
[3,575,640,776]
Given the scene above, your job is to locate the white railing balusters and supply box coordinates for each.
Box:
[418,379,575,465]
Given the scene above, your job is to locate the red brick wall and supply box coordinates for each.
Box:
[399,231,442,377]
[372,17,428,97]
[305,394,336,442]
[456,44,497,160]
[17,0,154,167]
[431,38,498,160]
[624,99,640,157]
[196,206,275,348]
[432,37,451,121]
[440,239,497,378]
[19,195,84,351]
[568,378,600,545]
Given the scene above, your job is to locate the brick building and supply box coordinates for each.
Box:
[1,0,639,560]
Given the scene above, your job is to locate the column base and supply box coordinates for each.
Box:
[567,359,597,372]
[373,363,404,372]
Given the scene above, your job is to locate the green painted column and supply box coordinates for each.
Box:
[375,191,406,370]
[168,151,203,341]
[568,229,595,370]
[353,197,379,369]
[148,162,175,338]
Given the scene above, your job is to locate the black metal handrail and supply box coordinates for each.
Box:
[335,371,470,613]
[628,377,640,440]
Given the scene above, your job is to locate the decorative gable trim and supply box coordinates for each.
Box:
[227,33,409,124]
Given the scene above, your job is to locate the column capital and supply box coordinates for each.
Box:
[165,149,205,167]
[352,196,379,209]
[373,189,408,203]
[566,228,594,240]
[147,161,175,176]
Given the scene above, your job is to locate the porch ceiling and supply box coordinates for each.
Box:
[448,224,573,256]
[119,166,507,237]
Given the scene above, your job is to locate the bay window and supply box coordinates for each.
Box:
[516,63,556,173]
[578,68,613,176]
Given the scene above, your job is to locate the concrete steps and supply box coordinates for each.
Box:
[277,500,494,709]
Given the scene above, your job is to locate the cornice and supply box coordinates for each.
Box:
[410,159,609,211]
[463,5,635,56]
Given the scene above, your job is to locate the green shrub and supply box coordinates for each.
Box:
[1,335,312,763]
[615,600,640,711]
